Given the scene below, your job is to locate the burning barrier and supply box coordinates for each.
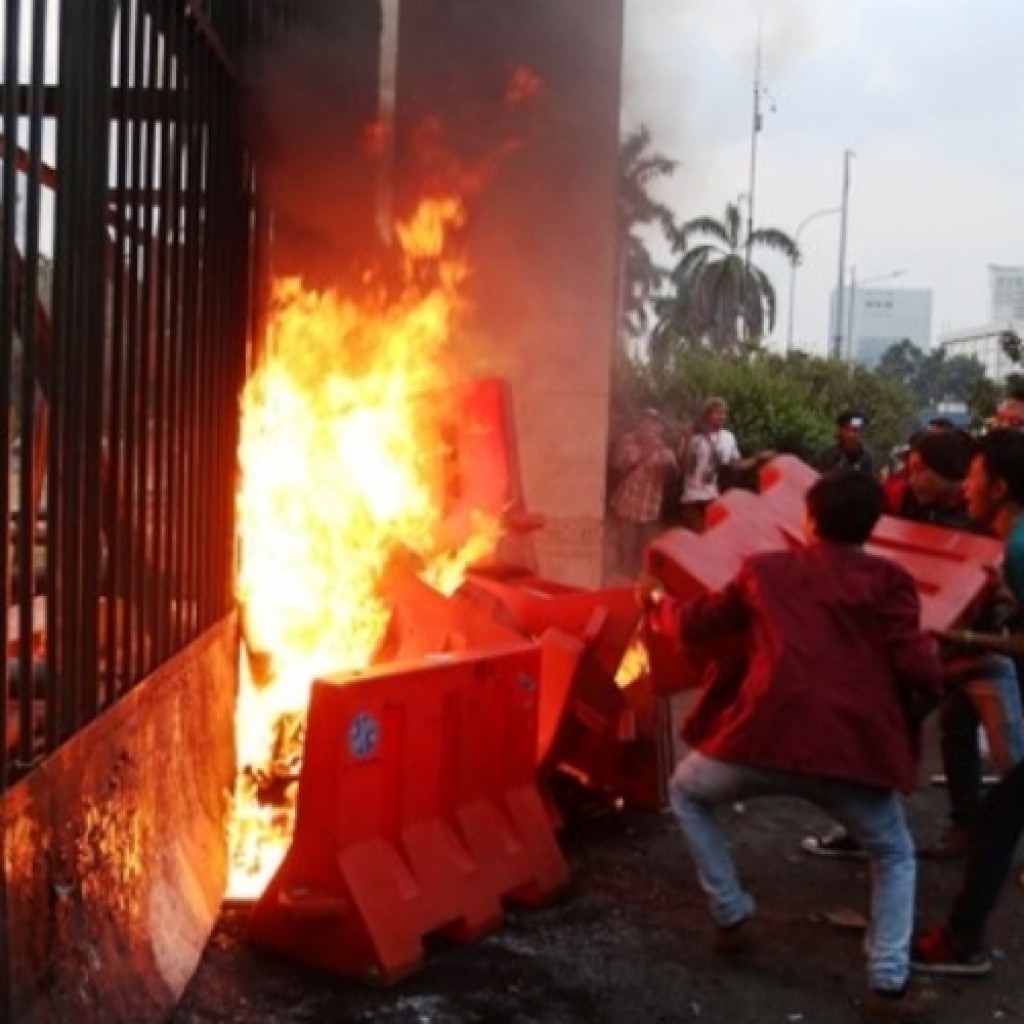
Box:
[229,192,500,899]
[228,85,657,973]
[247,642,568,984]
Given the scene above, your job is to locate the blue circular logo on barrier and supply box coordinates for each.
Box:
[348,711,381,760]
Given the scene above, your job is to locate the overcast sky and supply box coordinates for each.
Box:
[622,0,1024,357]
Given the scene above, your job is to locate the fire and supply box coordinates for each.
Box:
[615,634,650,689]
[228,196,500,899]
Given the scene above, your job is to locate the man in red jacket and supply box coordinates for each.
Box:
[641,470,943,1022]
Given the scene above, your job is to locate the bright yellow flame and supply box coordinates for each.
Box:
[615,634,649,689]
[228,198,502,898]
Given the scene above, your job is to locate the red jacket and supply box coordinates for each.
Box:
[652,542,943,792]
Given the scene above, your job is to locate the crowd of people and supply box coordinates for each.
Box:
[610,390,1024,1022]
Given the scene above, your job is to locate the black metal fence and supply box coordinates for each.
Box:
[0,0,296,790]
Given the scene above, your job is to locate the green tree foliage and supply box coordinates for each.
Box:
[611,347,915,469]
[1000,329,1023,365]
[967,377,1001,421]
[618,126,677,344]
[875,339,920,389]
[876,340,988,409]
[652,201,800,355]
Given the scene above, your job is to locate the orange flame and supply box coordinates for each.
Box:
[228,197,500,899]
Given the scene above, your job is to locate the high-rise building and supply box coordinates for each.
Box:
[828,285,933,367]
[988,265,1024,321]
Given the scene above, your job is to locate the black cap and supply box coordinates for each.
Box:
[836,410,867,429]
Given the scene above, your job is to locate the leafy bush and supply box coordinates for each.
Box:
[611,346,916,470]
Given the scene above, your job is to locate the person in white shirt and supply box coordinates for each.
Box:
[678,397,771,532]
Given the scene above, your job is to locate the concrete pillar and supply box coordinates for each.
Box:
[395,0,625,586]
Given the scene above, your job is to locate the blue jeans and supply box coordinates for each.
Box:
[668,752,916,992]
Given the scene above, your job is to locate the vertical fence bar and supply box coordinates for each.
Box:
[79,0,115,724]
[165,6,185,654]
[14,0,50,776]
[123,0,145,691]
[47,0,74,751]
[1,0,23,789]
[138,3,160,680]
[104,0,131,706]
[180,12,203,644]
[149,0,172,666]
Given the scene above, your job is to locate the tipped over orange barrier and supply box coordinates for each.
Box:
[646,455,1002,694]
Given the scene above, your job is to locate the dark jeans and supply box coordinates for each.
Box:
[939,657,1024,827]
[948,759,1024,949]
[941,689,985,827]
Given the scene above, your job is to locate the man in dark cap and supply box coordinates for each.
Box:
[818,410,875,475]
[804,428,1024,864]
[913,429,1024,975]
[906,430,1024,859]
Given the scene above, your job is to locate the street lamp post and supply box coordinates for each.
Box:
[786,206,841,354]
[845,268,907,362]
[831,149,854,360]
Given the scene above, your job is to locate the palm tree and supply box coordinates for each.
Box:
[618,126,678,345]
[656,201,800,354]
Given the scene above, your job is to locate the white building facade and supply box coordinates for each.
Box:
[828,285,933,367]
[936,265,1024,383]
[938,322,1022,383]
[989,265,1024,321]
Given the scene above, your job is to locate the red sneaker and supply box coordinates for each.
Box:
[911,925,992,977]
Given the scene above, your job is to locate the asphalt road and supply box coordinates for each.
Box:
[175,729,1024,1024]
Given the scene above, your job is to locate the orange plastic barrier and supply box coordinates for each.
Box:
[866,517,1002,632]
[644,455,1003,691]
[428,376,542,571]
[247,643,568,984]
[459,573,642,766]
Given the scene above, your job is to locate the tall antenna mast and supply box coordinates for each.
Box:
[831,149,853,361]
[745,18,763,275]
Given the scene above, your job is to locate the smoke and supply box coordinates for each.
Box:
[622,0,826,168]
[243,1,385,289]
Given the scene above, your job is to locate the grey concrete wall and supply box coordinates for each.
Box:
[395,0,625,587]
[1,617,238,1024]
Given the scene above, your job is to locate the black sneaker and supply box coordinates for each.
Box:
[911,925,993,977]
[712,916,759,956]
[801,826,868,860]
[861,982,937,1022]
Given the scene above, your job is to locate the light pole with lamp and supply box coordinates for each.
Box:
[844,267,907,362]
[831,149,854,360]
[785,206,840,354]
